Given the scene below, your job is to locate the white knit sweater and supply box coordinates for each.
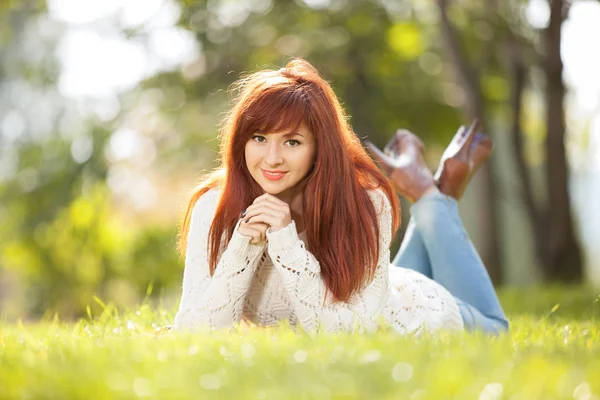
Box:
[174,188,464,335]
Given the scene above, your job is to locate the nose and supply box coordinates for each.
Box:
[264,142,283,166]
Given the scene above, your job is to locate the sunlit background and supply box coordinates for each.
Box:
[1,0,599,321]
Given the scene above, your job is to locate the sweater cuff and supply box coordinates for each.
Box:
[227,220,266,259]
[266,220,300,252]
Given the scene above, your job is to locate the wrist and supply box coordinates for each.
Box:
[269,217,293,232]
[266,220,299,250]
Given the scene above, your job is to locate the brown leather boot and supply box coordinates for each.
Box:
[364,130,435,203]
[434,121,494,200]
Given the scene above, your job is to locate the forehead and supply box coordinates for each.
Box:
[259,122,312,137]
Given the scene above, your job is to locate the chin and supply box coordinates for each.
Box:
[260,184,287,195]
[255,179,294,196]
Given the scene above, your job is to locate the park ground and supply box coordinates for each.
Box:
[1,285,599,400]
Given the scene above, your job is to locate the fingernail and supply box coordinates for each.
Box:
[241,210,246,218]
[245,218,250,223]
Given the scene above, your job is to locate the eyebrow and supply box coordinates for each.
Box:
[256,130,305,138]
[282,132,304,138]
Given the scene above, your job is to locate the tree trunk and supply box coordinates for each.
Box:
[436,0,503,283]
[542,0,582,280]
[504,28,551,276]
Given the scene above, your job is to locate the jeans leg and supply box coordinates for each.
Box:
[392,217,433,279]
[409,190,509,333]
[455,298,508,335]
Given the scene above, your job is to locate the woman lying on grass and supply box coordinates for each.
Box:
[174,59,508,335]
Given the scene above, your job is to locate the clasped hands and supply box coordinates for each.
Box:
[236,193,293,244]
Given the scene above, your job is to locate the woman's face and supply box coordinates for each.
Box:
[244,122,316,201]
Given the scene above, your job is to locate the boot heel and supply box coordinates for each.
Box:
[435,158,469,199]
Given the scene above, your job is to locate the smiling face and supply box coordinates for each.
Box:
[244,122,316,202]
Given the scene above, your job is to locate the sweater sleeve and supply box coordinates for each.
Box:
[174,189,266,330]
[265,189,392,333]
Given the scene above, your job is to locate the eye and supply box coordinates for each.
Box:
[286,139,301,147]
[251,135,266,143]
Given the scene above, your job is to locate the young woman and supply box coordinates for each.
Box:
[174,59,508,335]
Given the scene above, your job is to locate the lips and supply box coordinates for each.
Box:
[261,169,287,181]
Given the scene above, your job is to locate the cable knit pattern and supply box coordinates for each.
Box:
[174,188,464,335]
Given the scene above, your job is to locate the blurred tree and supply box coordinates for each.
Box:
[0,2,182,319]
[434,0,582,281]
[435,0,503,282]
[538,0,582,280]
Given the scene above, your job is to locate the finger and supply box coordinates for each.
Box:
[239,224,268,243]
[246,199,289,216]
[246,219,270,228]
[246,221,269,234]
[256,200,289,217]
[237,225,263,241]
[253,193,288,208]
[244,212,283,228]
[249,235,264,244]
[244,207,284,223]
[250,231,265,243]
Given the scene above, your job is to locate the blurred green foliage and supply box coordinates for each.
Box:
[1,177,181,319]
[499,285,600,320]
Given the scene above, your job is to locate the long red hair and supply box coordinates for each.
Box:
[178,59,400,302]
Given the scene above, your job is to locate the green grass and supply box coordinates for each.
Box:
[1,286,599,400]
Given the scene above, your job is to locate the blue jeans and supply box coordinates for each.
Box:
[392,190,509,334]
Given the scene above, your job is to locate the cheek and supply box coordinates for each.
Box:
[244,143,255,167]
[298,148,316,172]
[304,146,316,169]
